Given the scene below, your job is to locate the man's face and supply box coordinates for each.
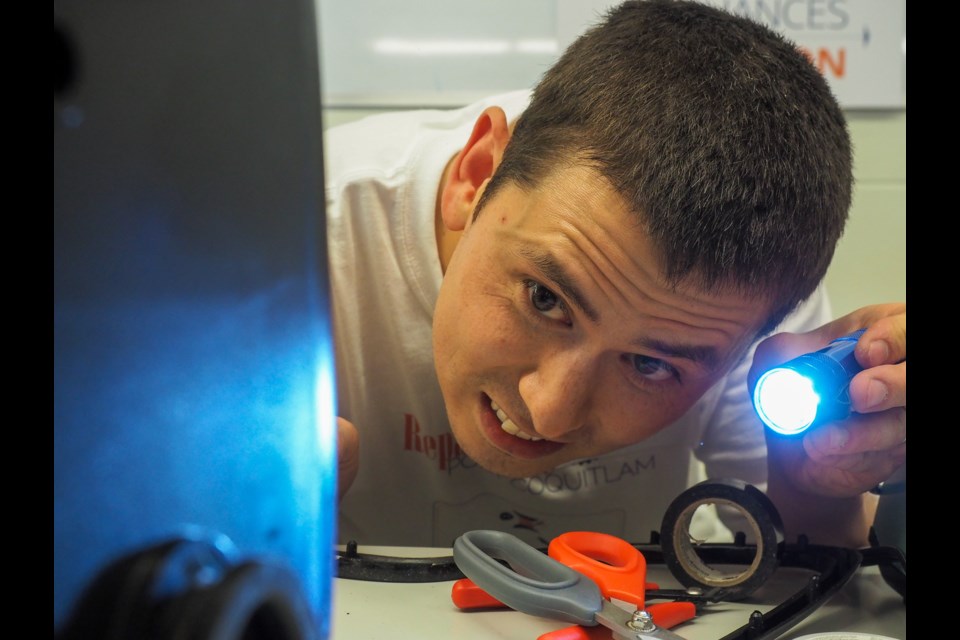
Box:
[433,163,770,478]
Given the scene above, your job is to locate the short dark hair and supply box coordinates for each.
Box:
[478,0,852,334]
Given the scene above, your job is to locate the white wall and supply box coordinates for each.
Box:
[825,110,907,317]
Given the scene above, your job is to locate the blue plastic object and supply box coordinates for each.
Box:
[54,2,336,637]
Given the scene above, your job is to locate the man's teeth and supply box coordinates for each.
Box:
[490,400,542,442]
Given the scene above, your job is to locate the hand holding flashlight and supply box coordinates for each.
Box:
[748,306,905,546]
[748,304,906,499]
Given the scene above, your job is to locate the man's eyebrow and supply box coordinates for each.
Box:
[517,246,599,322]
[633,337,721,371]
[517,245,721,370]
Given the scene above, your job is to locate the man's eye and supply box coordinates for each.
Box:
[524,280,568,323]
[629,354,677,382]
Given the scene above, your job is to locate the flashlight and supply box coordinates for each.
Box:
[753,329,866,436]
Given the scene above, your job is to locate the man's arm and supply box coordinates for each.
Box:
[749,304,907,547]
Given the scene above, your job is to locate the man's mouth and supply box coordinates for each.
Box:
[481,395,566,460]
[490,399,542,441]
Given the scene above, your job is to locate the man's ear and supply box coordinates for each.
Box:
[439,106,511,232]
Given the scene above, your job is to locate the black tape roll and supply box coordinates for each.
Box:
[660,478,784,601]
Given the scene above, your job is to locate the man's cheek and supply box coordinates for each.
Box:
[478,320,527,366]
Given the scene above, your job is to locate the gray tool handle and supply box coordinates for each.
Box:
[453,530,602,626]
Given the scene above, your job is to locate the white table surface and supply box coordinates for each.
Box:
[330,546,906,640]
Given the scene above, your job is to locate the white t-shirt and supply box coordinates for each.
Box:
[325,90,832,548]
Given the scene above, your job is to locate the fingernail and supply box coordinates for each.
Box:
[811,424,848,452]
[866,340,890,366]
[829,425,848,450]
[863,379,889,410]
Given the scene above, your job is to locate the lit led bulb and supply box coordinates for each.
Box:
[753,329,865,435]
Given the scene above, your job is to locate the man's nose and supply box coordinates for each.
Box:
[518,350,595,439]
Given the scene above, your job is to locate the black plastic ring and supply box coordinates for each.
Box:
[660,478,784,601]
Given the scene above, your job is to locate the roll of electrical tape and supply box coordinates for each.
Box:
[660,478,784,601]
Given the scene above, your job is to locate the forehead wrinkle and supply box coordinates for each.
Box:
[557,214,737,373]
[515,244,600,322]
[561,201,760,337]
[559,213,652,314]
[535,169,669,320]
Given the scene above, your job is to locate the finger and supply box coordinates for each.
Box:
[803,409,906,460]
[749,332,794,384]
[787,303,903,357]
[748,331,822,389]
[850,360,906,413]
[749,304,905,393]
[795,443,906,495]
[803,442,906,476]
[826,448,907,490]
[853,306,906,367]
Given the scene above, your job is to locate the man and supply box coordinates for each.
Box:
[329,0,906,549]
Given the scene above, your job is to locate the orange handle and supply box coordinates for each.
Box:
[548,531,648,608]
[647,601,697,629]
[451,577,506,609]
[537,624,607,640]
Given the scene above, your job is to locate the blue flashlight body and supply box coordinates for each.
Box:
[753,329,866,435]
